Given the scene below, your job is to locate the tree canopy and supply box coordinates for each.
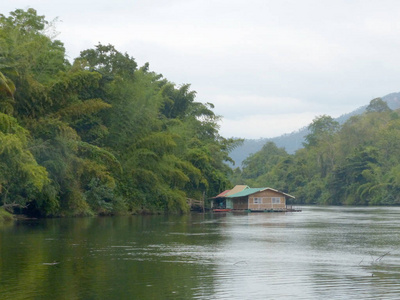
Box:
[0,8,241,216]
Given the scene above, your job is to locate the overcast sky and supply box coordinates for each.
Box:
[3,1,400,139]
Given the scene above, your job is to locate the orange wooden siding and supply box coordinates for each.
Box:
[247,189,286,210]
[232,197,248,210]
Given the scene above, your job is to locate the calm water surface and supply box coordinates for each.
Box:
[2,206,400,299]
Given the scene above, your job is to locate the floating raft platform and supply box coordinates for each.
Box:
[212,207,302,213]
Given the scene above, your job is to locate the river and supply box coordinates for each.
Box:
[1,206,400,299]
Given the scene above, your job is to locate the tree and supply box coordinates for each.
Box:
[0,71,15,114]
[366,98,391,113]
[329,146,381,205]
[0,113,49,210]
[0,71,15,99]
[78,43,137,78]
[304,115,339,148]
[304,115,340,178]
[0,8,69,118]
[241,141,288,180]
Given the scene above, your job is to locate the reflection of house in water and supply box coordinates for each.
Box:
[211,185,299,212]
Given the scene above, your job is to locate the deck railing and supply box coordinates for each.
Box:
[187,198,205,211]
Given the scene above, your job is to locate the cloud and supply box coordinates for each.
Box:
[211,95,307,116]
[219,112,316,139]
[213,94,362,138]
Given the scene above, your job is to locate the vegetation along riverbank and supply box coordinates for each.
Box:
[0,207,13,224]
[0,8,242,217]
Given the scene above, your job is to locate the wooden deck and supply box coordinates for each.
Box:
[187,198,205,211]
[242,208,302,213]
[212,206,302,213]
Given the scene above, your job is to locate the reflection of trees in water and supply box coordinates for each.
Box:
[3,209,400,298]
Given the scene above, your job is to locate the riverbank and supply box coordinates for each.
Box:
[0,207,14,224]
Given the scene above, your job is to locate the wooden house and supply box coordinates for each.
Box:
[212,185,297,212]
[227,187,295,211]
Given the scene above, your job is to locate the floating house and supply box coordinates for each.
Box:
[212,185,298,212]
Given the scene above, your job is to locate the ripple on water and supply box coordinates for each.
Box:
[3,207,400,299]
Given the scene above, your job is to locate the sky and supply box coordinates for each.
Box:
[3,0,400,139]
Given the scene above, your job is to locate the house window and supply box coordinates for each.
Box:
[271,197,281,204]
[253,197,262,204]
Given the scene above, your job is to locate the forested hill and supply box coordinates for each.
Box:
[0,9,241,217]
[231,98,400,206]
[230,92,400,167]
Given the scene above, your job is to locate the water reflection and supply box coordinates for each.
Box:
[2,207,400,299]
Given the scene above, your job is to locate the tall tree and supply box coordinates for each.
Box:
[366,97,391,113]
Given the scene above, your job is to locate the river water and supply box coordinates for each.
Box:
[1,206,400,299]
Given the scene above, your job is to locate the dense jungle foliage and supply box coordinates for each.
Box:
[232,98,400,205]
[0,8,241,216]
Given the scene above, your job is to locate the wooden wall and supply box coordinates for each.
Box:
[232,197,248,210]
[247,190,286,211]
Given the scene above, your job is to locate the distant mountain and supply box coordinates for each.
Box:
[229,92,400,168]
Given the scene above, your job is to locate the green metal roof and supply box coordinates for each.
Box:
[227,187,296,199]
[227,188,265,198]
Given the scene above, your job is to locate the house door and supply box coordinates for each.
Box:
[226,199,233,209]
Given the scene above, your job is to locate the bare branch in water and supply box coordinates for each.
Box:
[376,251,391,262]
